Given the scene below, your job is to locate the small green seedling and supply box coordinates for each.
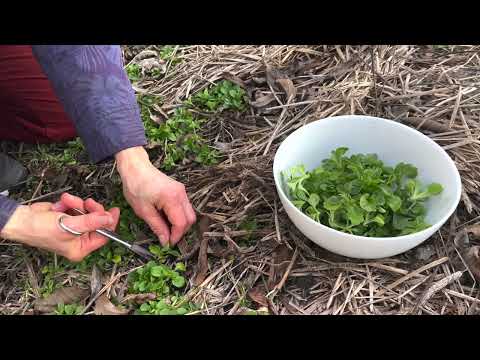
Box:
[54,303,83,315]
[137,94,218,170]
[133,80,247,171]
[31,138,85,168]
[40,263,62,297]
[110,190,145,242]
[128,259,195,315]
[159,45,182,66]
[138,295,195,315]
[149,244,181,261]
[238,218,258,246]
[126,63,141,82]
[190,80,247,112]
[129,260,186,295]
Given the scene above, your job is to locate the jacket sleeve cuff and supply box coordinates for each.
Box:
[78,105,148,164]
[0,195,20,232]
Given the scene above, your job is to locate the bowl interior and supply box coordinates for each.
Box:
[273,115,462,227]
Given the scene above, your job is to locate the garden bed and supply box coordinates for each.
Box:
[1,45,479,315]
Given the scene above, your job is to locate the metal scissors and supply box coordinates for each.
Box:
[58,208,154,261]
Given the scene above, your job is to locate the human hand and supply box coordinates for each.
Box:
[0,193,120,262]
[115,147,196,246]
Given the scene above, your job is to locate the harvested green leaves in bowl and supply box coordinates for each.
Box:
[283,147,444,237]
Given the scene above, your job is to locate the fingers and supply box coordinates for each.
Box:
[30,202,55,212]
[106,207,120,231]
[163,202,190,245]
[52,193,85,212]
[64,208,120,262]
[85,198,105,213]
[52,193,112,222]
[183,201,197,226]
[88,206,120,247]
[62,211,114,234]
[78,232,109,259]
[137,204,171,246]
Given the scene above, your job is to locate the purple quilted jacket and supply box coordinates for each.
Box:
[0,46,147,231]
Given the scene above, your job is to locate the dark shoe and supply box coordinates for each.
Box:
[0,153,28,192]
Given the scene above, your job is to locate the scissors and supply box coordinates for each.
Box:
[58,208,154,261]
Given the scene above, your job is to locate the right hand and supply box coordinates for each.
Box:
[0,193,120,262]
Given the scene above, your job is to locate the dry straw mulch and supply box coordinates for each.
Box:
[142,45,480,315]
[2,45,480,315]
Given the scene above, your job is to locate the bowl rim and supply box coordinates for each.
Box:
[272,114,463,242]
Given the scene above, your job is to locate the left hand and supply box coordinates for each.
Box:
[1,193,120,262]
[115,147,196,247]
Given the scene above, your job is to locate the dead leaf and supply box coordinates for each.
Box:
[213,141,232,153]
[34,286,89,314]
[467,303,480,315]
[464,246,480,281]
[267,244,293,291]
[90,265,103,298]
[454,229,470,250]
[415,245,436,262]
[139,58,166,75]
[177,237,189,257]
[466,224,480,237]
[250,93,276,108]
[248,285,268,308]
[265,64,284,90]
[252,77,266,85]
[462,189,474,214]
[149,112,165,125]
[193,215,212,286]
[133,49,158,62]
[24,258,40,298]
[288,58,325,75]
[94,294,129,315]
[330,59,357,80]
[121,293,157,305]
[276,78,296,102]
[222,73,245,87]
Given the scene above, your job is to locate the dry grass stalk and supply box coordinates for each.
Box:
[2,45,480,315]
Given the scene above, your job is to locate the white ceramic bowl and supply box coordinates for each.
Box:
[273,115,462,259]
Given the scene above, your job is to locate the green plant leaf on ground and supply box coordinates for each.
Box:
[126,63,141,82]
[191,80,247,112]
[137,95,219,171]
[128,260,195,315]
[54,303,83,315]
[134,79,247,171]
[159,45,182,66]
[28,138,85,168]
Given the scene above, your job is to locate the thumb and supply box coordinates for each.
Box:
[62,212,114,234]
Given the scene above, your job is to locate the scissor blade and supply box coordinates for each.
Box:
[95,228,132,248]
[71,208,154,260]
[130,244,155,260]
